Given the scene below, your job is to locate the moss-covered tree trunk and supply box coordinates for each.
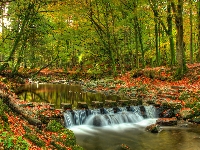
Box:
[171,0,187,77]
[167,2,176,66]
[189,0,193,64]
[197,0,200,62]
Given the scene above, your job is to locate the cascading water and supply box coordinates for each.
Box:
[64,105,158,127]
[145,105,158,118]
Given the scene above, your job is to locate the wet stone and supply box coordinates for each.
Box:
[146,123,161,133]
[61,103,72,110]
[77,102,88,109]
[104,100,117,108]
[156,117,177,126]
[118,100,129,107]
[91,101,103,108]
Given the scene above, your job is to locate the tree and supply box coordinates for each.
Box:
[197,0,200,61]
[148,0,176,66]
[171,0,187,77]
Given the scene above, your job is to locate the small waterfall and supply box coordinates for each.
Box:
[64,109,91,127]
[64,111,75,127]
[144,105,158,118]
[64,105,157,127]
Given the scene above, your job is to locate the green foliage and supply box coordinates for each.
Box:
[191,102,200,116]
[179,91,190,100]
[0,0,200,77]
[24,134,45,147]
[52,128,76,147]
[0,132,29,150]
[46,120,64,132]
[46,120,79,148]
[15,136,29,150]
[50,141,66,150]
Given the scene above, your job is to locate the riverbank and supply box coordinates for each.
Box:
[0,63,200,149]
[0,82,83,149]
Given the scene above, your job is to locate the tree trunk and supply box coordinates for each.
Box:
[197,0,200,61]
[189,0,193,64]
[134,16,145,68]
[155,20,160,66]
[171,0,187,77]
[167,2,176,66]
[134,23,139,68]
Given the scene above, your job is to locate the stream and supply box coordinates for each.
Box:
[17,83,200,150]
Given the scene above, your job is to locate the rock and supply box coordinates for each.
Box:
[91,101,103,108]
[156,117,177,126]
[159,109,175,118]
[61,103,72,111]
[120,143,131,150]
[146,123,161,133]
[77,102,88,109]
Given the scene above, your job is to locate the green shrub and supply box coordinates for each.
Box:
[14,136,29,150]
[0,132,29,150]
[24,134,45,147]
[179,91,190,100]
[46,120,64,132]
[50,141,66,150]
[62,129,76,146]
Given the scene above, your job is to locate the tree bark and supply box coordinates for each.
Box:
[189,0,193,64]
[197,0,200,61]
[167,2,176,66]
[171,0,187,77]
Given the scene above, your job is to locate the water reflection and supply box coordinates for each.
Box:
[17,84,200,150]
[17,83,121,109]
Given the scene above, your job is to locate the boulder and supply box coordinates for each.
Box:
[156,117,177,126]
[146,123,161,133]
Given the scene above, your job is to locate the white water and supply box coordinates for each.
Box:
[64,105,157,127]
[69,118,157,133]
[69,119,200,150]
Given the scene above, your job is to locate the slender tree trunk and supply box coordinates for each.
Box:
[134,16,145,68]
[155,20,160,66]
[134,22,139,68]
[167,2,175,66]
[149,0,176,67]
[190,0,193,64]
[197,0,200,61]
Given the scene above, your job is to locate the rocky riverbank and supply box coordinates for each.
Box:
[0,63,200,149]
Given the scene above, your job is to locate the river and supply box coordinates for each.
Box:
[17,83,200,150]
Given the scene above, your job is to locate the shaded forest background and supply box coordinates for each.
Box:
[0,0,200,79]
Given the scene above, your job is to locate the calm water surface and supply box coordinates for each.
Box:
[17,83,120,108]
[17,84,200,150]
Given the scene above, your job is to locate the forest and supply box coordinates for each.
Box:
[0,0,200,150]
[0,0,199,78]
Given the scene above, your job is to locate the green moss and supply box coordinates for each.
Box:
[24,134,45,147]
[46,120,64,132]
[50,141,66,150]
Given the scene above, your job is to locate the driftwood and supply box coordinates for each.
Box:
[0,91,42,127]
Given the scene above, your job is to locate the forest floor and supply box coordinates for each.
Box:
[0,63,200,149]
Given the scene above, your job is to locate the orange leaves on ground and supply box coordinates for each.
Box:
[7,114,26,136]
